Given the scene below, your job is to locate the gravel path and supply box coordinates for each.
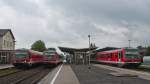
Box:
[71,64,150,84]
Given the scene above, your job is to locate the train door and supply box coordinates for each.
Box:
[118,51,122,62]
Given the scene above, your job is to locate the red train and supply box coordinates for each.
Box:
[95,48,143,67]
[13,49,44,68]
[43,48,63,66]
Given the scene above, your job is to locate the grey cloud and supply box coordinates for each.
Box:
[47,0,150,23]
[0,0,150,48]
[2,0,42,17]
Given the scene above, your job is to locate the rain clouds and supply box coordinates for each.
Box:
[0,0,150,48]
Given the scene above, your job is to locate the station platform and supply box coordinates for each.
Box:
[0,64,14,69]
[39,64,80,84]
[71,64,150,84]
[39,64,150,84]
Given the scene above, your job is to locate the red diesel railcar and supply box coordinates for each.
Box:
[96,48,143,67]
[13,49,44,68]
[43,48,63,66]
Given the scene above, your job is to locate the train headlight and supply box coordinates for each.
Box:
[13,60,16,63]
[30,59,33,63]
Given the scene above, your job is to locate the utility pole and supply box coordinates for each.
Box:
[88,35,91,66]
[128,40,131,48]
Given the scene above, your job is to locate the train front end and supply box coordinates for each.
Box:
[43,50,59,66]
[123,48,143,67]
[13,49,31,67]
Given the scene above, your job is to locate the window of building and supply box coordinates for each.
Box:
[3,40,6,48]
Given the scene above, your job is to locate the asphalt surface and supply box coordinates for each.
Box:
[71,64,150,84]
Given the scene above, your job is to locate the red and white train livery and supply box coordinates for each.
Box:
[13,49,44,67]
[95,48,143,67]
[43,48,63,66]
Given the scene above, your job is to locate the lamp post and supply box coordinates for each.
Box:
[88,35,91,66]
[128,40,131,48]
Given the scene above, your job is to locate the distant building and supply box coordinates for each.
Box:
[139,48,147,56]
[0,29,15,64]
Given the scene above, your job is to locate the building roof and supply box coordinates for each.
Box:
[0,29,15,40]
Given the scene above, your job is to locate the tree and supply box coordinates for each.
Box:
[31,40,46,52]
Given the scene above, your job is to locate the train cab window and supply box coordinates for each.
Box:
[15,51,28,58]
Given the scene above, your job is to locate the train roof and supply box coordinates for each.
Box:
[16,48,28,50]
[97,47,139,54]
[47,48,56,51]
[29,50,43,55]
[97,48,123,54]
[96,47,120,52]
[15,49,43,55]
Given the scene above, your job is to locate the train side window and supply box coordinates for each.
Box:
[99,54,101,57]
[108,53,111,58]
[105,54,108,58]
[104,54,106,58]
[110,53,112,58]
[98,54,100,57]
[102,54,104,58]
[115,53,117,56]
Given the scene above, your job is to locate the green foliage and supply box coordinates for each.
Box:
[31,40,46,52]
[146,46,150,56]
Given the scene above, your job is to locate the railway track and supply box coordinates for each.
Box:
[0,66,52,84]
[0,68,22,77]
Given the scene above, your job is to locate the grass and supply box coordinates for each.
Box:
[0,68,20,77]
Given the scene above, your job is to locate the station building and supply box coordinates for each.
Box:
[0,29,15,64]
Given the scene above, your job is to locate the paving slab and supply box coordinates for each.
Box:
[71,64,150,84]
[0,64,14,69]
[94,64,150,80]
[39,64,80,84]
[38,65,60,84]
[54,64,80,84]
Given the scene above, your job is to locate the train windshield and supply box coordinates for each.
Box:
[15,51,28,58]
[44,51,55,57]
[125,49,141,59]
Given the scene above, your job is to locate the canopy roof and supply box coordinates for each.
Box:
[58,46,97,54]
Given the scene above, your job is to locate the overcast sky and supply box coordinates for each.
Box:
[0,0,150,49]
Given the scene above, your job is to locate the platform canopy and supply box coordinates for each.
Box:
[96,47,120,52]
[58,46,97,54]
